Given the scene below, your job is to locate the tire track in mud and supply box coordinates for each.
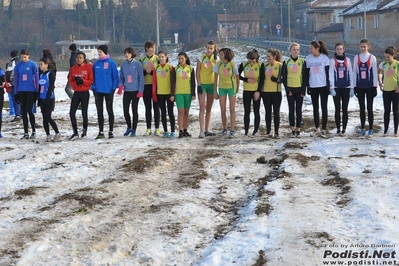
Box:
[0,141,280,265]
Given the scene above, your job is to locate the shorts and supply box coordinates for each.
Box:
[175,94,192,109]
[219,87,236,97]
[202,84,215,95]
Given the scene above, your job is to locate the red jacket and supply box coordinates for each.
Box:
[68,62,93,92]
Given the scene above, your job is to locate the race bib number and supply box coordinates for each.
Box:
[104,62,109,69]
[248,69,254,78]
[267,68,273,76]
[361,70,366,79]
[204,61,211,69]
[22,74,27,81]
[313,66,319,74]
[387,68,393,77]
[161,70,166,78]
[148,61,154,69]
[182,71,188,79]
[40,85,44,93]
[223,68,229,77]
[127,75,133,83]
[339,70,344,79]
[292,64,298,73]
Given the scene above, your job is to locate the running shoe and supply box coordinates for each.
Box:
[21,133,29,140]
[52,133,62,142]
[183,131,192,137]
[198,131,205,138]
[124,128,132,136]
[144,129,151,136]
[274,133,281,139]
[130,130,136,137]
[368,129,373,137]
[162,132,169,138]
[311,128,321,137]
[154,128,161,136]
[320,130,327,138]
[30,132,36,139]
[69,133,79,141]
[95,132,105,139]
[229,130,235,138]
[109,132,114,139]
[0,133,3,138]
[204,131,216,136]
[359,129,366,136]
[220,129,227,136]
[169,132,176,138]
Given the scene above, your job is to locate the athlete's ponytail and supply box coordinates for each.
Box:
[310,40,329,56]
[267,48,282,62]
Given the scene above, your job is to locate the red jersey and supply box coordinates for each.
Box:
[68,62,94,92]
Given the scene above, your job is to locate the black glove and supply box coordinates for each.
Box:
[213,50,218,60]
[354,87,359,98]
[271,76,278,82]
[74,76,84,86]
[15,94,20,104]
[373,87,377,97]
[197,85,202,94]
[307,87,311,95]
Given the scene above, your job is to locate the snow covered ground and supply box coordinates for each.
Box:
[0,44,398,266]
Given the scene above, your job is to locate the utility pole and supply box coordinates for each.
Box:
[113,9,115,43]
[156,0,160,52]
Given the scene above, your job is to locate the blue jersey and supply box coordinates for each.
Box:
[333,58,350,88]
[92,57,119,94]
[39,71,55,99]
[14,60,39,93]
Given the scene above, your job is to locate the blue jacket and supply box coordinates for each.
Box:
[14,60,39,93]
[119,59,144,92]
[92,56,119,94]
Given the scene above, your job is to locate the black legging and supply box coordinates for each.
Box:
[310,87,329,130]
[157,94,175,133]
[0,92,3,133]
[143,84,160,129]
[70,91,90,134]
[333,88,350,131]
[123,91,140,130]
[39,98,59,135]
[95,92,114,133]
[383,90,399,134]
[18,91,36,133]
[286,87,304,128]
[356,87,375,129]
[243,91,260,135]
[261,92,282,134]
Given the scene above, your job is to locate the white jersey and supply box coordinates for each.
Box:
[306,53,330,88]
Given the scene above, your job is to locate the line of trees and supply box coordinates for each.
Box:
[0,0,297,58]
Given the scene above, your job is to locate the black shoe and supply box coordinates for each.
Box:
[95,132,105,139]
[108,132,114,139]
[183,131,192,137]
[10,116,21,122]
[69,133,80,141]
[178,132,184,138]
[21,133,29,140]
[204,131,216,136]
[30,132,36,139]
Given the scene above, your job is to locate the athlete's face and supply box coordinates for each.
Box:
[384,53,394,62]
[38,61,48,71]
[360,43,369,54]
[266,52,275,64]
[309,45,320,56]
[335,45,345,56]
[178,56,186,66]
[97,49,105,57]
[290,45,300,58]
[146,46,156,56]
[247,58,256,66]
[219,51,226,62]
[124,52,133,60]
[20,54,29,62]
[158,53,167,64]
[206,44,215,56]
[76,54,85,65]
